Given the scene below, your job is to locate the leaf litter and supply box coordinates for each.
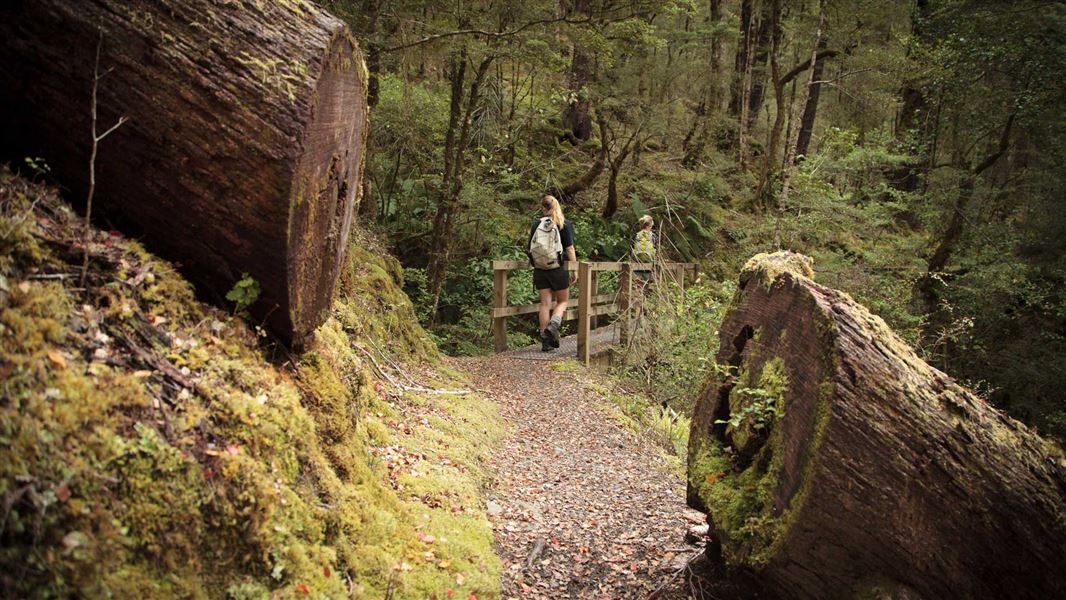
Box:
[459,357,706,599]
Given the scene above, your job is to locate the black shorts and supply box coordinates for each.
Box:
[533,267,569,291]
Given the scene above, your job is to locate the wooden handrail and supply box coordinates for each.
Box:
[490,259,698,361]
[492,259,679,272]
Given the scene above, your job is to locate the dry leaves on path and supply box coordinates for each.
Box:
[458,357,705,599]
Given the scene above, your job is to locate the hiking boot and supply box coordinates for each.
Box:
[540,329,553,352]
[547,321,561,348]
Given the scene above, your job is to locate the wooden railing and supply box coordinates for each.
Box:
[490,260,697,364]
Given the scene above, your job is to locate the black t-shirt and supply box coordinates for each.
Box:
[528,218,575,250]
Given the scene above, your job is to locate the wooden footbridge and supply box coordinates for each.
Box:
[489,260,697,365]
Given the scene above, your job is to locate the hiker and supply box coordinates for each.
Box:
[632,214,657,289]
[528,195,576,351]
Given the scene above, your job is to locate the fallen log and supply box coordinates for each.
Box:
[0,0,368,345]
[687,251,1066,599]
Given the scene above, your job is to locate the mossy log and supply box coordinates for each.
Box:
[0,0,368,345]
[687,251,1066,599]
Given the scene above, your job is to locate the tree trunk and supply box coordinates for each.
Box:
[0,0,368,346]
[562,0,595,143]
[681,0,725,168]
[914,114,1015,333]
[425,54,492,324]
[889,0,931,192]
[688,251,1066,600]
[754,0,784,209]
[555,114,609,201]
[775,5,826,247]
[745,6,776,131]
[358,0,382,221]
[737,4,759,167]
[794,32,827,159]
[728,0,755,119]
[602,125,639,219]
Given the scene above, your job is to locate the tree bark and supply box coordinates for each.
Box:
[562,0,595,143]
[425,53,493,324]
[358,0,382,221]
[688,251,1066,600]
[754,0,784,209]
[775,5,826,248]
[794,33,828,159]
[0,0,368,346]
[602,123,641,219]
[555,114,608,201]
[890,0,931,192]
[914,114,1015,333]
[681,0,725,168]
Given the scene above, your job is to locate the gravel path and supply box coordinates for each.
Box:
[458,357,704,599]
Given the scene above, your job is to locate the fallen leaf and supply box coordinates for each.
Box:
[417,532,436,544]
[17,281,30,293]
[455,573,465,585]
[438,559,451,569]
[56,485,71,502]
[296,583,310,594]
[46,350,66,369]
[324,566,331,577]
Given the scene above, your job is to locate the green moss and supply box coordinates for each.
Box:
[688,357,792,567]
[740,251,815,290]
[0,171,502,598]
[549,359,584,373]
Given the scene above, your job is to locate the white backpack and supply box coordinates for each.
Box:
[529,217,564,269]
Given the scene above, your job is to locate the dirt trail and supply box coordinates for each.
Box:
[458,357,703,599]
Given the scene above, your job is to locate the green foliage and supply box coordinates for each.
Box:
[23,156,50,179]
[617,277,734,415]
[715,387,780,432]
[225,273,260,314]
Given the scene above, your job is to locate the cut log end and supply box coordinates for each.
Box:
[286,30,368,344]
[688,252,1066,599]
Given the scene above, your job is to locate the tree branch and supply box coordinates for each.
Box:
[778,48,839,86]
[383,16,589,52]
[972,113,1015,175]
[382,11,639,53]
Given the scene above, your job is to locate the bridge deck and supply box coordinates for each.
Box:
[503,323,623,361]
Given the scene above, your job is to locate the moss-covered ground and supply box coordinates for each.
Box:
[0,167,503,598]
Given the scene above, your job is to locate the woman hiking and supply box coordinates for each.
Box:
[527,195,576,351]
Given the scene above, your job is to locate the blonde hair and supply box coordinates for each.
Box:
[638,214,654,230]
[542,195,565,229]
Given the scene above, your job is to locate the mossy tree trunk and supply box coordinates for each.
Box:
[687,251,1066,600]
[0,0,368,345]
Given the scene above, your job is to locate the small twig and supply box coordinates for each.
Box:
[0,196,42,240]
[524,536,547,570]
[27,273,78,280]
[80,31,129,288]
[352,343,470,395]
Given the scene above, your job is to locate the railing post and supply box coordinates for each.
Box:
[576,262,591,365]
[492,267,508,353]
[619,262,632,345]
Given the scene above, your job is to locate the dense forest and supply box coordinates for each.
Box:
[326,0,1066,441]
[2,0,1065,598]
